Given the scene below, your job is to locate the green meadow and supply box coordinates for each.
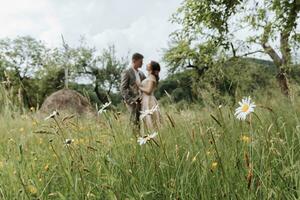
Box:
[0,89,300,199]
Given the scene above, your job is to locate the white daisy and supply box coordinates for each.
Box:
[137,132,158,145]
[234,96,256,120]
[137,137,148,145]
[148,132,158,139]
[140,105,159,120]
[164,90,172,100]
[44,110,59,120]
[64,139,74,146]
[98,102,111,114]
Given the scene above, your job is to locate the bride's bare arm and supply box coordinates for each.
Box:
[139,80,155,95]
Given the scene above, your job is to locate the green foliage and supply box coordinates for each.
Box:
[0,37,48,107]
[0,36,46,77]
[288,64,300,84]
[169,0,300,95]
[164,40,219,74]
[0,37,126,108]
[160,56,293,106]
[173,0,300,53]
[156,70,194,103]
[0,84,20,114]
[172,0,242,45]
[73,44,127,103]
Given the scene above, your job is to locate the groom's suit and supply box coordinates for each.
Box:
[120,67,146,132]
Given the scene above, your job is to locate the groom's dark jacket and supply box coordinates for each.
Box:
[120,67,146,105]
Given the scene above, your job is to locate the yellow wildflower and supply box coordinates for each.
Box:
[241,135,251,143]
[192,156,197,162]
[211,162,218,170]
[192,152,199,163]
[44,164,49,171]
[27,185,38,195]
[79,138,85,144]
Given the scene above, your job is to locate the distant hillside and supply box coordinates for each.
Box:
[242,57,275,68]
[157,57,299,104]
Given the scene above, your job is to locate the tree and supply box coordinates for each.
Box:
[170,0,300,95]
[73,44,127,103]
[0,36,127,108]
[155,70,195,103]
[0,36,47,107]
[164,39,218,77]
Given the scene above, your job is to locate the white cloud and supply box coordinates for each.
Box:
[0,0,62,44]
[0,0,181,77]
[91,16,175,76]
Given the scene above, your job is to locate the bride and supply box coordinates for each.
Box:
[137,61,162,132]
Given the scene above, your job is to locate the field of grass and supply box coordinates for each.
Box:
[0,92,300,199]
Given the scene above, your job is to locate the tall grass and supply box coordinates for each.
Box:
[0,84,22,115]
[0,90,300,199]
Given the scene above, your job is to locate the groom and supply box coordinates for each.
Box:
[120,53,146,134]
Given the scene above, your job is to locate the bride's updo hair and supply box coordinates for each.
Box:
[150,61,161,83]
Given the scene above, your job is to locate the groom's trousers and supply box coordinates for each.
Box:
[126,100,141,136]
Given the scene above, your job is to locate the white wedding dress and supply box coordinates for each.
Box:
[140,74,161,132]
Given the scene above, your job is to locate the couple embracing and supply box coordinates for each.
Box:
[120,53,161,135]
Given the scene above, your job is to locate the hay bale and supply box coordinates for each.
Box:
[40,89,95,116]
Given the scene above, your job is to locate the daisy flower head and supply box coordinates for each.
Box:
[137,137,148,145]
[98,102,111,114]
[164,90,172,100]
[140,105,159,120]
[235,96,256,120]
[44,110,59,120]
[64,139,74,146]
[137,132,158,145]
[148,132,158,139]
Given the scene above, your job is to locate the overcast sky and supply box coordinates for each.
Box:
[1,0,298,79]
[0,0,182,76]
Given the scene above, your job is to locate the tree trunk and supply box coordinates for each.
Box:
[276,69,289,96]
[262,43,290,96]
[275,0,300,96]
[94,83,108,104]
